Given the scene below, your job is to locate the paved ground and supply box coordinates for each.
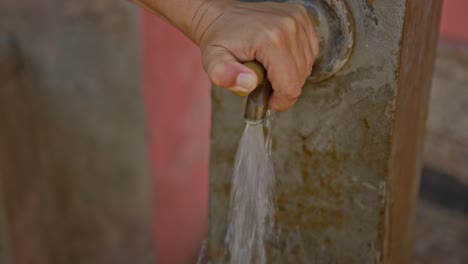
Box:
[414,41,468,264]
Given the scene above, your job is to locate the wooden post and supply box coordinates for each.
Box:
[385,1,443,263]
[208,0,442,263]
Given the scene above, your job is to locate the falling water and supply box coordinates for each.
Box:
[226,113,276,264]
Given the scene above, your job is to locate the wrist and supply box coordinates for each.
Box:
[130,0,233,45]
[188,0,232,45]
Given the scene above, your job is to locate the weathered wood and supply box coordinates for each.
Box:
[208,0,442,263]
[0,1,153,263]
[385,1,443,263]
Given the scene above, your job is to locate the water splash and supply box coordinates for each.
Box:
[226,119,276,264]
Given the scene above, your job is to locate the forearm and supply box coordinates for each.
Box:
[129,0,226,42]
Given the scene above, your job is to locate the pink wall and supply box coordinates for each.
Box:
[142,1,467,263]
[142,12,211,264]
[440,0,468,42]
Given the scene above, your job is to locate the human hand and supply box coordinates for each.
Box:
[191,0,319,112]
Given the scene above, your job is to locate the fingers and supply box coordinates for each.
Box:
[309,23,320,60]
[202,45,258,96]
[297,9,316,76]
[308,16,320,62]
[255,4,314,112]
[285,4,313,78]
[198,2,320,110]
[260,47,303,112]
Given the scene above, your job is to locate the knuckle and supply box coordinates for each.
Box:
[287,3,308,20]
[301,67,310,79]
[207,61,228,86]
[302,6,309,18]
[308,63,314,75]
[285,86,302,100]
[305,59,313,73]
[272,104,287,112]
[280,15,296,32]
[294,5,308,20]
[265,27,284,47]
[309,54,316,67]
[312,43,319,59]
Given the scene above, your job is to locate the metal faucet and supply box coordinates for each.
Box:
[243,61,272,125]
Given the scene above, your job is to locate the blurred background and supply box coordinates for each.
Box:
[0,0,466,264]
[414,1,468,263]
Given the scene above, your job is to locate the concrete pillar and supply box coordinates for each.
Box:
[0,1,152,263]
[208,0,442,263]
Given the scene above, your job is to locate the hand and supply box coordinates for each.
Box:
[192,0,319,112]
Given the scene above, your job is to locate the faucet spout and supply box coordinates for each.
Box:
[242,61,272,125]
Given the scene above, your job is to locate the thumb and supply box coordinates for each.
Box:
[202,46,258,96]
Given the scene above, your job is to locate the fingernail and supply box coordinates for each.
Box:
[230,86,250,97]
[236,73,257,91]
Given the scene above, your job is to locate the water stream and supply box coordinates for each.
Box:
[226,115,276,264]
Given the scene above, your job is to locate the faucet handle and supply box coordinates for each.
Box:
[242,61,272,125]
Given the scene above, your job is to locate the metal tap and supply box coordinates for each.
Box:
[242,61,272,125]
